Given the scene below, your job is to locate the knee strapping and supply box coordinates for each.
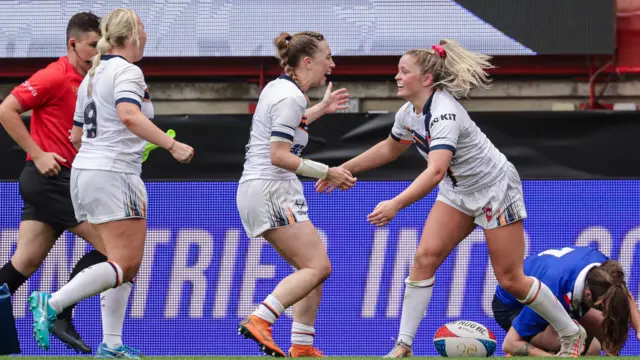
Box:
[106,261,124,287]
[518,276,540,304]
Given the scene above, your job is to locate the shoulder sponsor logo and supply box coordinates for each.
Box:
[21,81,37,97]
[431,113,456,126]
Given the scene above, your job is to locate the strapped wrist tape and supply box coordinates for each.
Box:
[295,158,329,179]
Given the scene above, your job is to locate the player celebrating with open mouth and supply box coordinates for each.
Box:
[317,39,588,357]
[237,31,353,357]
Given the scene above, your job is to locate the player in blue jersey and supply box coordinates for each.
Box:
[493,246,640,356]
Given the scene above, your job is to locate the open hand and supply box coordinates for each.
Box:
[367,199,401,227]
[320,82,350,114]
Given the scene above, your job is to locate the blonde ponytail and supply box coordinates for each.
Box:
[406,39,494,98]
[86,8,140,97]
[87,36,111,96]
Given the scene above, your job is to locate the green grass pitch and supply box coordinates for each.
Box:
[2,357,640,360]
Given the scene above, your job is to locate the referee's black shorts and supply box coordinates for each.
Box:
[18,161,81,236]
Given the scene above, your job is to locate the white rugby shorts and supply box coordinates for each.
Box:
[237,179,309,238]
[436,162,527,229]
[71,169,147,224]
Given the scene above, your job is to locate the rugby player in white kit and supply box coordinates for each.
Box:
[237,31,354,357]
[29,8,193,358]
[316,40,587,358]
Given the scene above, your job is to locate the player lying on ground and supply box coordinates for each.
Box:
[316,39,588,358]
[493,246,640,356]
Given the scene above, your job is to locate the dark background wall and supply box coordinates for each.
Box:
[2,111,638,181]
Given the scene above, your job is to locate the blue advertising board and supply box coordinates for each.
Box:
[1,180,638,356]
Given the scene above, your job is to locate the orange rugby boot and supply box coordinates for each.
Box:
[238,314,286,357]
[288,344,327,358]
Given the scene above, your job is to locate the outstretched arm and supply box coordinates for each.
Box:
[315,136,410,194]
[304,82,349,124]
[342,136,410,175]
[366,148,450,226]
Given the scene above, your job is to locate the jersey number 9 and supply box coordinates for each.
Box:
[83,102,98,138]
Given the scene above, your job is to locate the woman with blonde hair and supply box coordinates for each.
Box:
[317,39,587,357]
[236,31,354,357]
[29,8,193,358]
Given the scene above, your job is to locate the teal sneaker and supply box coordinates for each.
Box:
[96,343,141,359]
[28,291,57,350]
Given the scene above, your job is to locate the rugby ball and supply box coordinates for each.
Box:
[433,320,496,357]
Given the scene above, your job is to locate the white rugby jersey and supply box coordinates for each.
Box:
[73,55,154,175]
[390,90,507,193]
[240,75,309,182]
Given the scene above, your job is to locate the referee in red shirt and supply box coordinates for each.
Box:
[0,13,120,354]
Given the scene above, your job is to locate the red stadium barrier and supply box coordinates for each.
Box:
[617,0,640,72]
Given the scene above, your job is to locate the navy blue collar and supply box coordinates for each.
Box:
[101,54,129,62]
[421,91,435,116]
[278,74,303,92]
